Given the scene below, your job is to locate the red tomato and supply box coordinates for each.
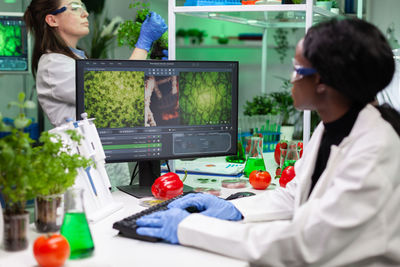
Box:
[249,170,271,190]
[33,234,70,267]
[275,167,281,177]
[280,166,296,188]
[298,141,303,158]
[274,141,288,165]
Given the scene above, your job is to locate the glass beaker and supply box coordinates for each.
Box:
[243,136,266,177]
[60,188,94,259]
[226,128,246,164]
[280,140,299,171]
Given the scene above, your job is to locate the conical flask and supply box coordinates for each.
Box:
[60,188,95,259]
[243,136,266,177]
[280,140,299,171]
[226,128,246,164]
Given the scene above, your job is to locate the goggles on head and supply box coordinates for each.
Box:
[50,2,87,16]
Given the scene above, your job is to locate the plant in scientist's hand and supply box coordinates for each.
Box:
[117,0,168,59]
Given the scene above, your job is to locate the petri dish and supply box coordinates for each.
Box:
[221,179,248,189]
[139,197,166,207]
[194,187,221,196]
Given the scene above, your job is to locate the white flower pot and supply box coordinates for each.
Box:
[316,1,332,11]
[280,125,295,141]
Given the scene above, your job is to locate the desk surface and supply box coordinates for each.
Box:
[0,190,250,267]
[0,154,278,267]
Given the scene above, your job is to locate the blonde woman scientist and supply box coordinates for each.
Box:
[24,0,167,127]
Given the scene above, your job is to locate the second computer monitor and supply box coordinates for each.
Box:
[76,59,239,163]
[0,12,30,74]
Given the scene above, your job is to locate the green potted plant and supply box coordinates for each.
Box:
[243,95,277,117]
[271,77,298,125]
[242,94,280,138]
[0,92,37,251]
[176,28,188,46]
[272,12,299,64]
[271,77,300,140]
[331,0,340,14]
[1,93,93,250]
[187,28,207,45]
[117,0,168,59]
[31,130,92,233]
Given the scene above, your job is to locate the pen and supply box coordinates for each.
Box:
[85,166,97,196]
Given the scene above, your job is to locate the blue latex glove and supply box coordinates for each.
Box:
[135,12,168,52]
[162,49,168,60]
[168,193,243,221]
[136,208,189,244]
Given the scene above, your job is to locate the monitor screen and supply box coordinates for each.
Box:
[76,59,239,163]
[0,12,30,74]
[76,59,239,197]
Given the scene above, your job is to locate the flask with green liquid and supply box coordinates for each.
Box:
[243,136,266,177]
[280,140,299,171]
[226,128,246,164]
[60,188,94,259]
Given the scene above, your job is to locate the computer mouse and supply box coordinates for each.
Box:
[225,191,255,200]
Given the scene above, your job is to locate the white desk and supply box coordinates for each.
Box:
[0,190,249,267]
[0,154,278,267]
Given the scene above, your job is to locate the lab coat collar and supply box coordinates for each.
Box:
[305,104,380,201]
[69,47,86,59]
[294,122,324,207]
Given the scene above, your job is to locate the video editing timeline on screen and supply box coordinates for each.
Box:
[76,60,238,163]
[0,13,29,72]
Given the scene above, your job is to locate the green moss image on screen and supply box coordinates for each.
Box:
[0,24,22,56]
[179,72,232,125]
[84,71,145,128]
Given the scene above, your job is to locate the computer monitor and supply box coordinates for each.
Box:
[0,12,30,74]
[76,59,238,197]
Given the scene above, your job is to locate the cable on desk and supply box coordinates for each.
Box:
[130,163,139,185]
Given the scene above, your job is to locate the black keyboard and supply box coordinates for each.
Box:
[113,192,199,242]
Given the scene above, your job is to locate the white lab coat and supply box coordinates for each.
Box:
[178,104,400,266]
[36,53,79,127]
[35,52,131,185]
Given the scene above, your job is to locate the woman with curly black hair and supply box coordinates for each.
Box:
[136,18,400,266]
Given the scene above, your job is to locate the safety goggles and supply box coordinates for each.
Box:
[291,58,317,83]
[50,2,87,16]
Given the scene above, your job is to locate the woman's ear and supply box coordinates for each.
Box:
[316,84,327,94]
[45,14,58,28]
[313,73,327,94]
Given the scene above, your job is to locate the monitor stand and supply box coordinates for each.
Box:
[117,160,193,198]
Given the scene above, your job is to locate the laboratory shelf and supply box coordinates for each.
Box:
[173,4,336,28]
[168,0,363,146]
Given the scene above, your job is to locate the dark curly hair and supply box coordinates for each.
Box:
[303,18,400,136]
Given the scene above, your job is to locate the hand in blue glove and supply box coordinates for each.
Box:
[162,49,168,60]
[168,193,243,221]
[136,12,168,52]
[136,208,189,244]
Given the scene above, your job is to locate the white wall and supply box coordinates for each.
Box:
[367,0,400,46]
